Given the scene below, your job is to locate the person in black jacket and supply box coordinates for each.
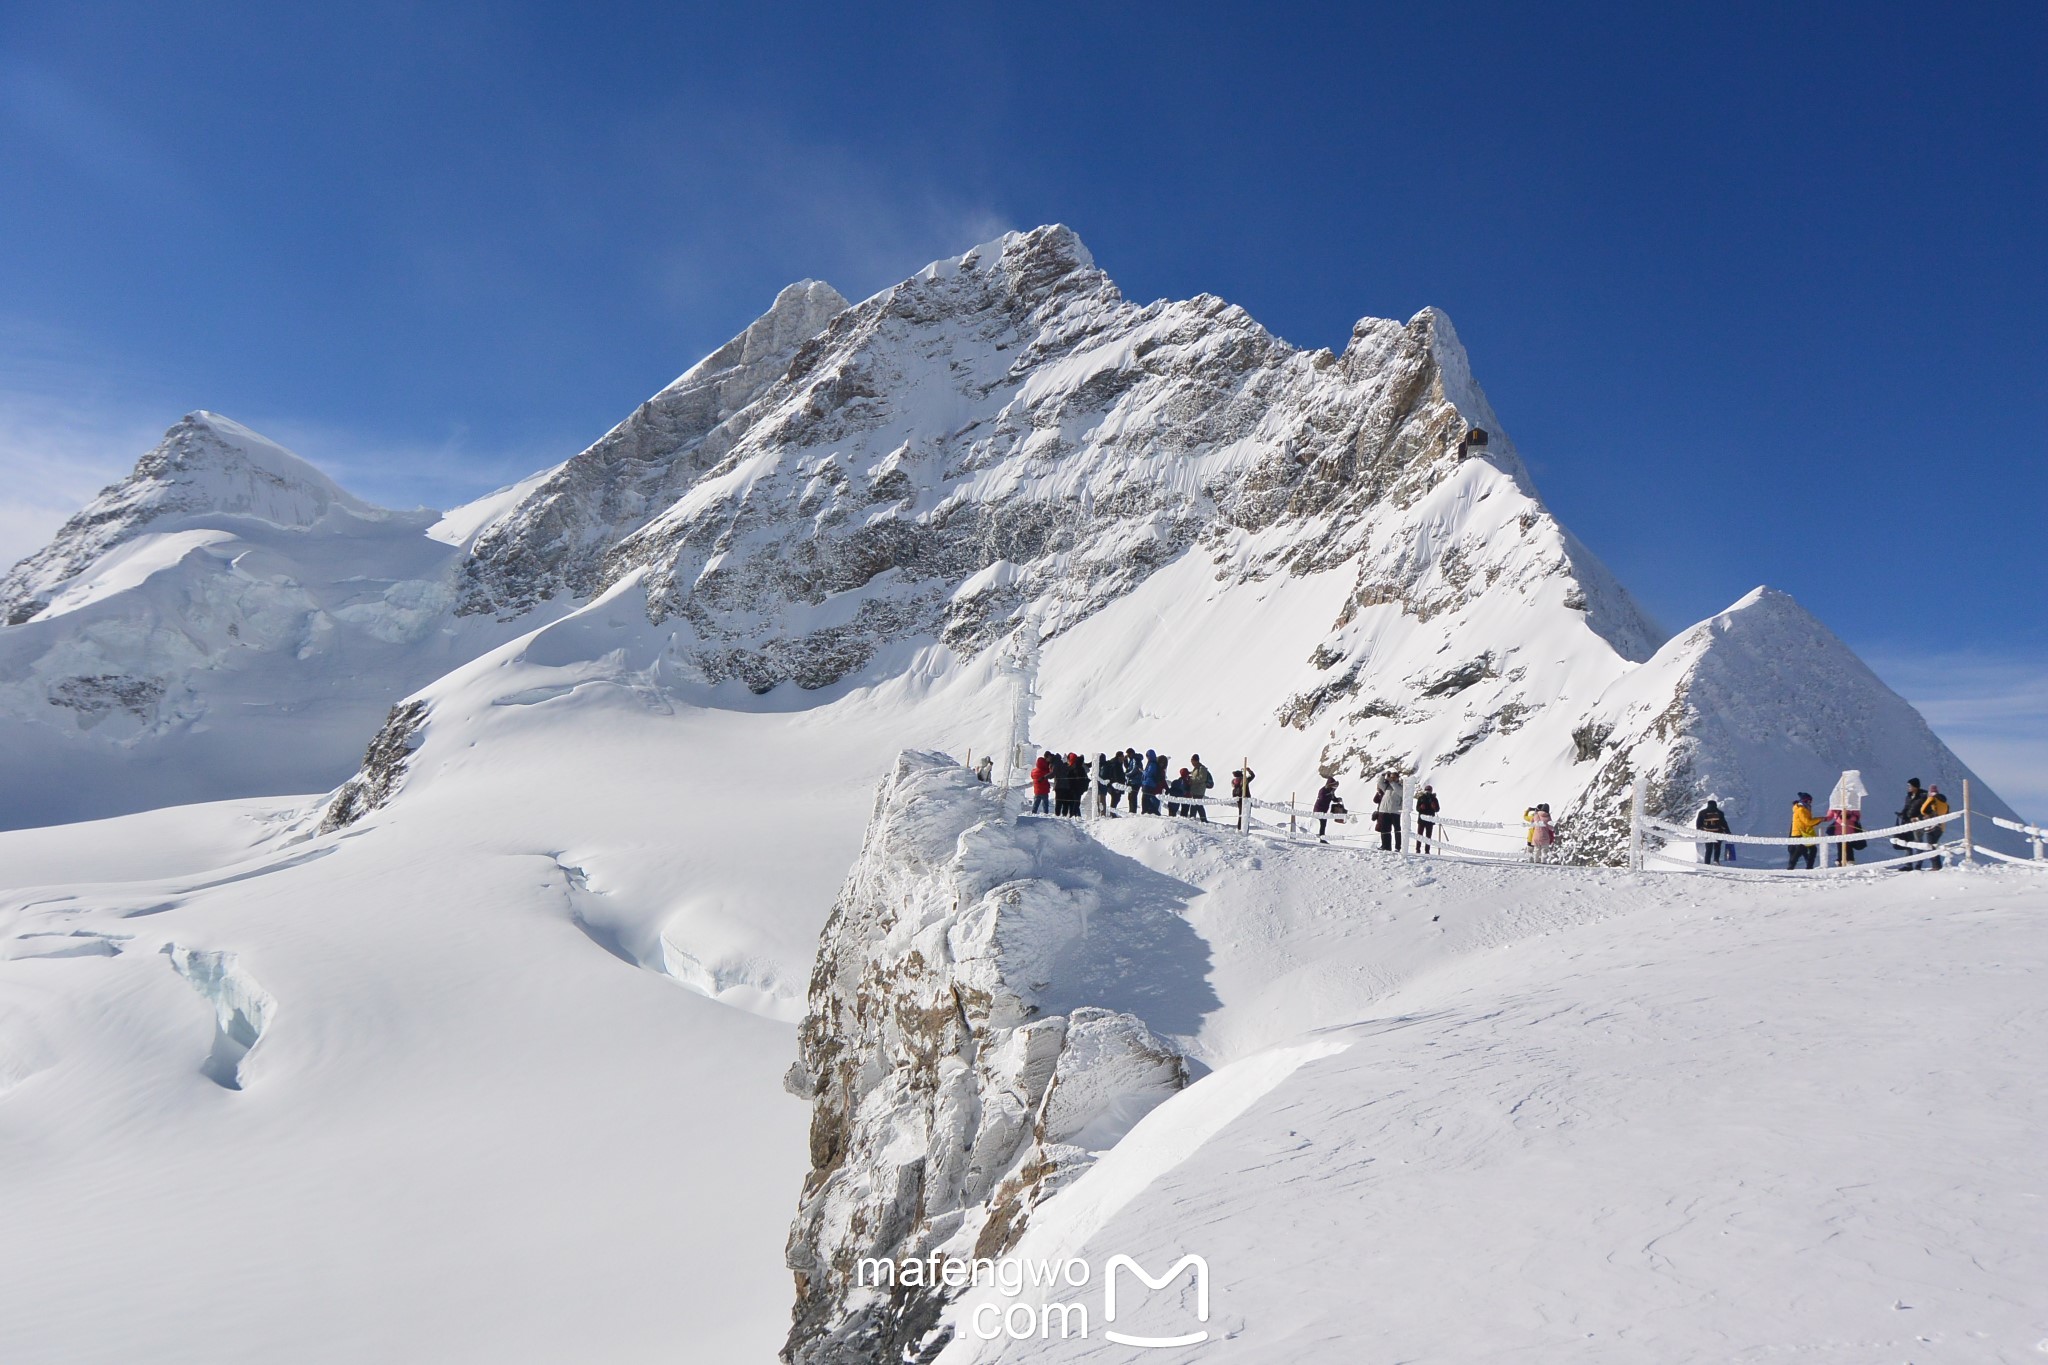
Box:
[1313,776,1342,841]
[1894,778,1927,869]
[1124,750,1144,812]
[1414,783,1440,854]
[1695,798,1732,864]
[1096,752,1120,817]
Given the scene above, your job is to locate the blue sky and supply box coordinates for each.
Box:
[2,2,2043,808]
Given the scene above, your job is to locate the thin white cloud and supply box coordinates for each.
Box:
[635,120,1017,316]
[0,319,178,568]
[0,59,194,208]
[1867,647,2048,820]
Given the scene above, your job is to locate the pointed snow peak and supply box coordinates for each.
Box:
[1722,584,1799,618]
[455,279,853,614]
[670,280,849,392]
[1686,586,1840,656]
[136,412,374,521]
[739,279,849,368]
[1410,305,1467,369]
[952,223,1094,273]
[1,413,380,622]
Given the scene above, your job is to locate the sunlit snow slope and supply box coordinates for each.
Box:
[931,821,2047,1364]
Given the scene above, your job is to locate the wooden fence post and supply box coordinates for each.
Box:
[1962,779,1976,865]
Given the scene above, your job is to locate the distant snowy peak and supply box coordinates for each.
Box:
[1,412,384,624]
[458,279,852,614]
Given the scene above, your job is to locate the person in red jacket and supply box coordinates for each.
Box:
[1030,752,1053,815]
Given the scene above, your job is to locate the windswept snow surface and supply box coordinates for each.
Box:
[4,713,2041,1364]
[0,768,813,1362]
[934,819,2048,1363]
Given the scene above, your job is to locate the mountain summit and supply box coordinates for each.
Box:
[2,412,381,625]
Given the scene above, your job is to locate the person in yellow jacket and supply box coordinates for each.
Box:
[1788,792,1822,869]
[1916,785,1951,870]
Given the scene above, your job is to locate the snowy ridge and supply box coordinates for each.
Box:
[1565,586,2021,851]
[460,279,851,613]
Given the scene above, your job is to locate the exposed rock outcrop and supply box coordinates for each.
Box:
[782,751,1198,1364]
[459,226,1660,697]
[320,699,431,831]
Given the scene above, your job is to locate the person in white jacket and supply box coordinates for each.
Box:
[1375,772,1406,852]
[1826,769,1869,866]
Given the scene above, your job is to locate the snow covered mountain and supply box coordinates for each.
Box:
[0,226,2039,1362]
[0,224,2017,847]
[0,413,555,827]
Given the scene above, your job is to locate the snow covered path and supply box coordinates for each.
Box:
[938,833,2048,1363]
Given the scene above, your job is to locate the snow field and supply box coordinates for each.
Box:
[936,818,2048,1362]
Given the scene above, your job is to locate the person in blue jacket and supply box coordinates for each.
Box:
[1142,751,1167,815]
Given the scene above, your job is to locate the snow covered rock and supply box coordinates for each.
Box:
[1560,586,2023,853]
[459,279,851,616]
[783,751,1191,1365]
[457,225,1659,700]
[0,418,537,827]
[2,412,378,625]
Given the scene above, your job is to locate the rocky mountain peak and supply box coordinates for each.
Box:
[1,412,379,624]
[456,279,856,615]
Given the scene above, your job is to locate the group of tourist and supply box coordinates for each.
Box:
[1311,771,1452,852]
[1012,751,1490,857]
[993,748,1960,876]
[1024,749,1249,822]
[1695,772,1953,871]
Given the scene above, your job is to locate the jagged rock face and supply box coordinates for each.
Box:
[783,752,1189,1365]
[320,699,431,831]
[456,225,1659,695]
[458,280,850,616]
[1,412,378,625]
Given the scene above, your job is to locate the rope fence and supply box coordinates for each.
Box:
[1629,775,2044,878]
[980,749,2044,878]
[1043,771,1545,865]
